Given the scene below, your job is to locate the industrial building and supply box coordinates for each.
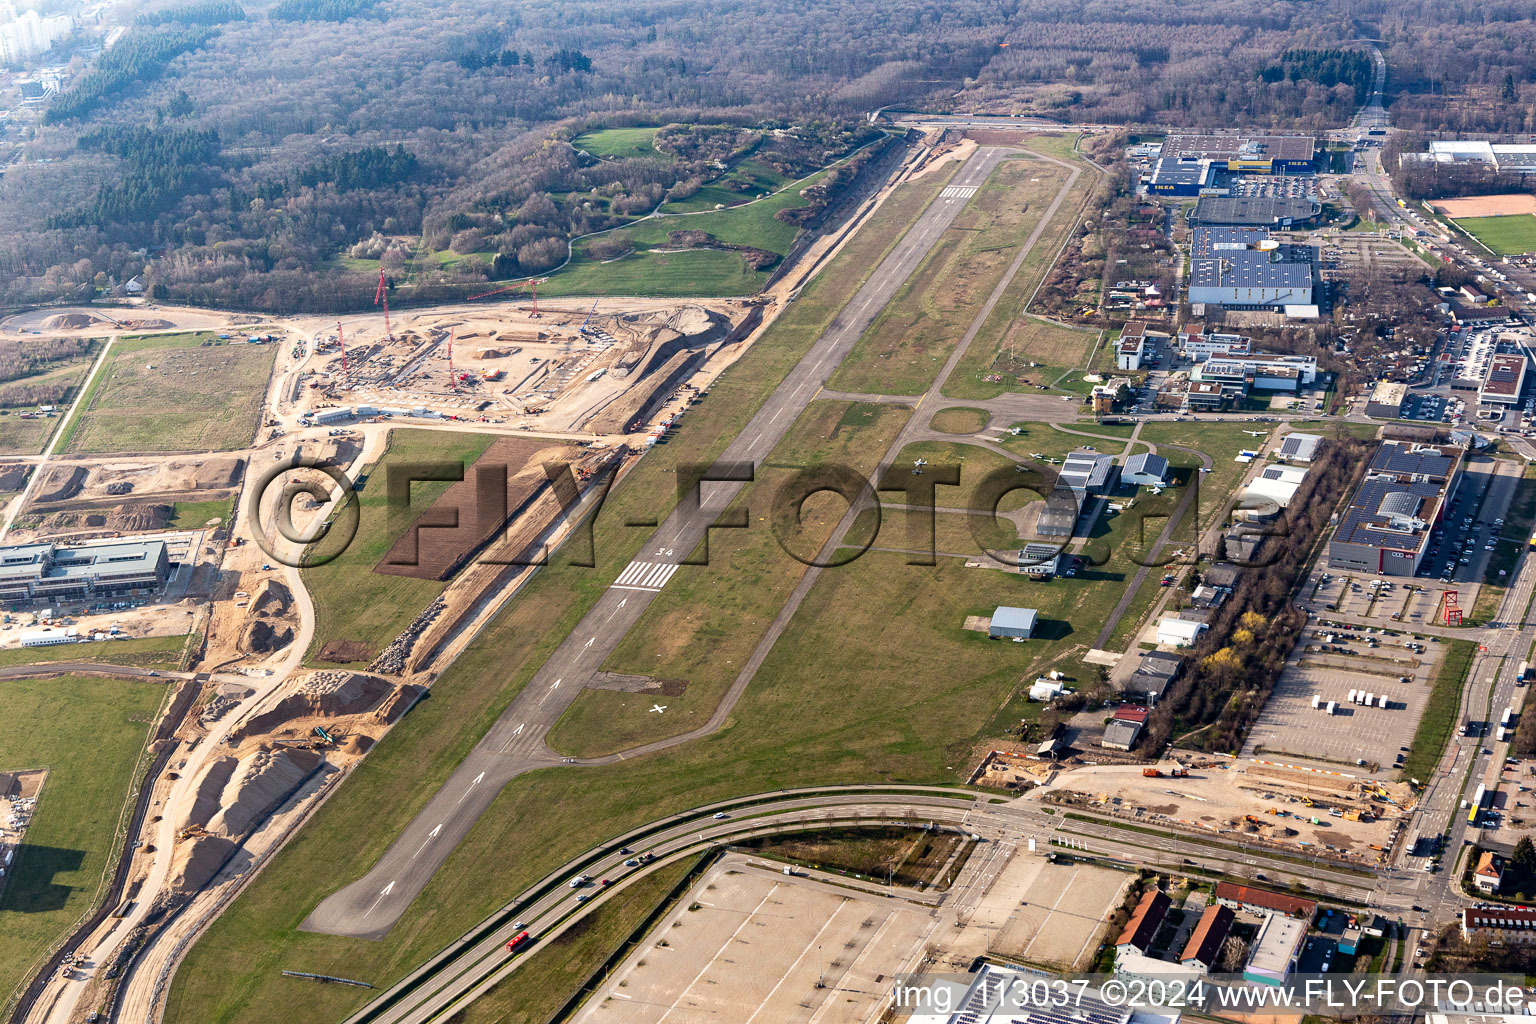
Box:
[1101,714,1145,751]
[1147,157,1217,197]
[1122,452,1169,487]
[932,964,1162,1024]
[0,540,170,604]
[1188,227,1314,310]
[1481,349,1528,406]
[1327,442,1463,577]
[1161,134,1317,174]
[1192,195,1320,227]
[1035,489,1081,538]
[1179,904,1236,973]
[1125,650,1182,704]
[1014,543,1063,577]
[1157,616,1206,648]
[1243,464,1309,507]
[1192,352,1319,393]
[988,606,1037,639]
[1058,450,1116,495]
[1405,140,1536,174]
[1365,380,1408,419]
[1278,432,1323,462]
[1243,913,1307,987]
[1177,324,1251,361]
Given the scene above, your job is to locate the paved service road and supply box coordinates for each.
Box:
[304,146,1020,939]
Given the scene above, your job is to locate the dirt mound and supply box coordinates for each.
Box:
[342,734,375,756]
[0,466,26,492]
[318,639,372,663]
[374,683,424,724]
[478,347,512,359]
[168,833,237,893]
[105,481,133,496]
[33,465,86,503]
[205,746,323,838]
[250,578,292,616]
[240,618,293,654]
[192,457,244,490]
[42,313,106,331]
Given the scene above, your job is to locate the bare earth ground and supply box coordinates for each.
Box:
[1429,194,1536,218]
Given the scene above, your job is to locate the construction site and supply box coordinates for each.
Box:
[295,292,751,439]
[1030,759,1416,865]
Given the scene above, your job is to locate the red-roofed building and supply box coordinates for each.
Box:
[1463,905,1536,944]
[1213,882,1316,920]
[1116,888,1172,957]
[1113,706,1151,724]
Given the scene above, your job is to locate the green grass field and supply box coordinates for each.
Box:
[572,127,661,160]
[540,168,829,299]
[1455,214,1536,256]
[300,428,496,667]
[929,407,990,434]
[0,346,100,456]
[828,157,1071,396]
[546,398,912,756]
[169,496,236,530]
[62,333,276,454]
[0,633,187,670]
[0,676,165,1007]
[1401,640,1475,784]
[1138,421,1267,532]
[162,161,972,1024]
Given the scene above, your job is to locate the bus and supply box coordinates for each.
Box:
[1469,784,1490,825]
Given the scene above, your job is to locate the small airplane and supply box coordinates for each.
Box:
[649,704,667,714]
[1243,429,1267,437]
[1010,427,1023,435]
[1031,452,1045,459]
[912,458,927,475]
[1150,486,1164,495]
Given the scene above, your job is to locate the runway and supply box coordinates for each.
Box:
[302,146,1019,939]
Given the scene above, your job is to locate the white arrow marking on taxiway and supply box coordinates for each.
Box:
[363,881,395,918]
[459,772,485,803]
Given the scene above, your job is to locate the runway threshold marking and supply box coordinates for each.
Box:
[940,184,979,200]
[613,560,680,591]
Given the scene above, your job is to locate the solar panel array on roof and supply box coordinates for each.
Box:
[1370,444,1454,479]
[1377,491,1421,518]
[1279,432,1323,461]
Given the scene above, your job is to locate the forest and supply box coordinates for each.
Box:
[0,0,1526,313]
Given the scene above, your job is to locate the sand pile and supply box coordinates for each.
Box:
[205,746,322,838]
[342,734,375,756]
[479,347,512,359]
[42,312,105,330]
[299,672,392,715]
[184,755,238,830]
[250,578,292,616]
[229,672,391,741]
[192,457,244,490]
[168,834,237,893]
[374,683,424,725]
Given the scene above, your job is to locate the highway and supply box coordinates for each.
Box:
[303,145,1027,939]
[339,784,1386,1024]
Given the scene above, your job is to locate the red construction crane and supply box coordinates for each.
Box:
[526,277,540,318]
[374,268,392,341]
[467,283,520,301]
[336,321,348,374]
[446,328,454,386]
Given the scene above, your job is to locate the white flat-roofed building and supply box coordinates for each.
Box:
[1193,353,1318,391]
[1243,912,1306,987]
[1481,349,1528,406]
[1243,464,1309,507]
[1157,616,1206,648]
[1278,432,1323,462]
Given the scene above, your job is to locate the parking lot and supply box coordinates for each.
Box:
[1241,626,1442,774]
[573,856,935,1024]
